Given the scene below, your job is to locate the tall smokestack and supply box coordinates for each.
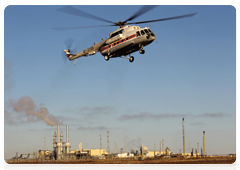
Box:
[124,138,127,153]
[56,125,62,160]
[107,131,110,154]
[182,118,185,156]
[114,142,117,153]
[203,131,206,157]
[154,143,156,156]
[53,131,56,150]
[162,139,164,155]
[197,142,199,154]
[57,125,60,143]
[65,125,71,154]
[160,141,161,154]
[66,125,69,143]
[100,134,102,150]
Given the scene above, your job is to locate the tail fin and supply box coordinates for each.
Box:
[63,49,75,60]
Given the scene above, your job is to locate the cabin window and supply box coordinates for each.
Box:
[144,29,149,34]
[141,30,145,35]
[136,31,141,37]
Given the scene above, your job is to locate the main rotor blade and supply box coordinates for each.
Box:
[52,24,116,31]
[127,12,197,25]
[56,6,115,24]
[123,5,158,23]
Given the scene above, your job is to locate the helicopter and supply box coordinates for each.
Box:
[53,6,197,64]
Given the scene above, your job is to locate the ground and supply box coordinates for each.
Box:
[4,157,238,170]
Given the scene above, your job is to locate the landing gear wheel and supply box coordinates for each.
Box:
[129,56,134,62]
[104,56,109,61]
[139,49,145,54]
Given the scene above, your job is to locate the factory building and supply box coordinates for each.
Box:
[140,144,172,157]
[11,118,207,161]
[51,125,109,160]
[82,149,108,156]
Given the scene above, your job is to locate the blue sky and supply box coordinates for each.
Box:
[4,5,236,160]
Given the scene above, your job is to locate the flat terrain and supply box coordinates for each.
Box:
[4,157,238,170]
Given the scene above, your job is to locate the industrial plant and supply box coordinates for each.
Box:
[8,118,236,164]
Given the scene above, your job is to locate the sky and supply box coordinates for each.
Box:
[3,5,236,161]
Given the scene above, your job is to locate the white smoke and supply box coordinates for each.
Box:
[4,58,62,126]
[9,96,61,126]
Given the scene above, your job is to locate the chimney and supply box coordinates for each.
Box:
[203,131,206,157]
[66,125,69,143]
[182,118,185,156]
[57,125,60,143]
[100,134,102,150]
[107,131,110,154]
[162,139,164,154]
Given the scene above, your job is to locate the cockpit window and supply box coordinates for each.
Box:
[148,29,152,32]
[144,29,149,34]
[136,31,141,37]
[110,29,123,38]
[141,30,145,35]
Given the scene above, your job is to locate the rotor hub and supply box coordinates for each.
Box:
[115,21,127,27]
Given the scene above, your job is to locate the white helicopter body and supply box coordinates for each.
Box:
[57,6,196,64]
[65,25,155,62]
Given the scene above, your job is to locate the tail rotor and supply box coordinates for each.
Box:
[61,38,77,63]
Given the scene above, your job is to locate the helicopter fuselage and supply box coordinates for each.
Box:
[67,25,155,62]
[100,25,155,58]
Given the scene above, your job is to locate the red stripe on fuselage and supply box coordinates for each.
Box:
[100,34,136,53]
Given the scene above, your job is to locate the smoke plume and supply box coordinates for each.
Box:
[9,96,61,126]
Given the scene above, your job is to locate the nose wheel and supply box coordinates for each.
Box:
[139,45,145,54]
